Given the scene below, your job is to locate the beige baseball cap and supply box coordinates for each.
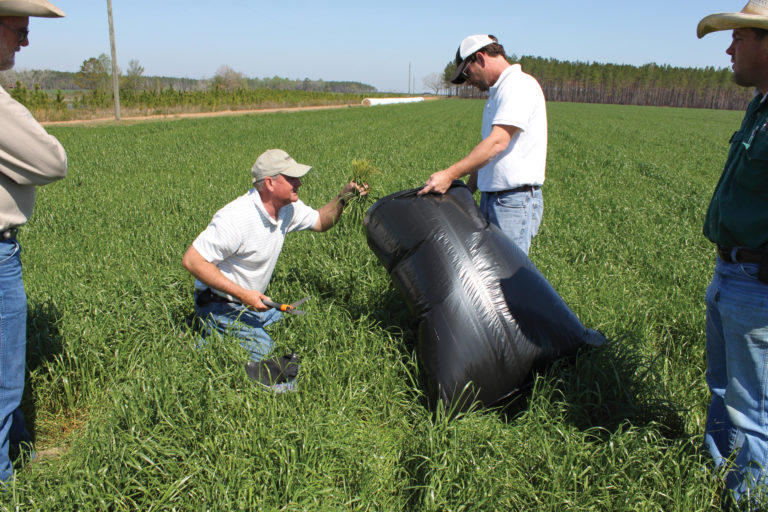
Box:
[0,0,65,17]
[251,149,311,182]
[698,0,768,38]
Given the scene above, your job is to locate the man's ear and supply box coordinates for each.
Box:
[263,175,275,192]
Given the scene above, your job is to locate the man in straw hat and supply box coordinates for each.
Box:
[0,0,67,482]
[182,149,366,392]
[697,1,768,506]
[419,34,546,255]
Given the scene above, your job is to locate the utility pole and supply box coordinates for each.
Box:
[408,62,411,94]
[107,0,120,120]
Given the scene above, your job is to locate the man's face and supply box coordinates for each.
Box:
[727,28,768,92]
[0,16,29,71]
[463,54,491,92]
[270,173,301,206]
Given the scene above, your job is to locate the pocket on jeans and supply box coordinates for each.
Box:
[0,240,19,264]
[495,193,528,209]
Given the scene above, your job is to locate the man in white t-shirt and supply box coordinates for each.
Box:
[419,34,547,255]
[182,149,365,390]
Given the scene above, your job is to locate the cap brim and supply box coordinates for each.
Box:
[450,60,469,85]
[698,12,768,38]
[280,164,311,178]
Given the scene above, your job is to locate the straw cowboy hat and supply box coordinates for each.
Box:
[698,0,768,38]
[0,0,64,17]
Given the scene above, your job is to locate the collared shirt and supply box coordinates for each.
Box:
[0,85,67,230]
[478,63,548,192]
[704,92,768,248]
[192,189,319,300]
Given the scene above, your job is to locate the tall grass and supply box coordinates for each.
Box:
[2,99,742,510]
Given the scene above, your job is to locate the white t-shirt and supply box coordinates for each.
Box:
[193,188,319,300]
[478,64,547,192]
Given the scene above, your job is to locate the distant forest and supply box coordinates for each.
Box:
[440,55,753,110]
[0,53,754,114]
[0,66,377,95]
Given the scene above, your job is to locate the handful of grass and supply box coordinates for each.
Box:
[341,158,381,224]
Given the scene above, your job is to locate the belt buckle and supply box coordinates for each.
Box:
[1,227,17,240]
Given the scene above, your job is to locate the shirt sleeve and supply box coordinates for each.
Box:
[284,199,320,232]
[192,211,242,264]
[0,86,67,186]
[492,79,536,133]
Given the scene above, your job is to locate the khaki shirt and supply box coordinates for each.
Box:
[0,85,67,231]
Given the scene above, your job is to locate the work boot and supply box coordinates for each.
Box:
[245,353,300,393]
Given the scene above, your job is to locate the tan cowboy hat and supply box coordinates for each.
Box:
[698,0,768,38]
[0,0,65,17]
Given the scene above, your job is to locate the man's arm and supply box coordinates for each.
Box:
[181,245,271,311]
[0,87,67,186]
[312,181,368,232]
[418,124,518,195]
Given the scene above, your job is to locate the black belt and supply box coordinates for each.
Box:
[485,185,540,195]
[195,288,237,307]
[717,246,763,264]
[0,227,18,240]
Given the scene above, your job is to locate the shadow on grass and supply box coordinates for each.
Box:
[298,257,687,439]
[23,300,64,441]
[498,336,688,438]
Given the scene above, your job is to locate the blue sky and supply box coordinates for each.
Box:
[15,0,744,93]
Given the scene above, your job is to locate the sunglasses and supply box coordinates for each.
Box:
[461,54,477,79]
[0,24,29,45]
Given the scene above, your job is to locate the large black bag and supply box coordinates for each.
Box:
[364,182,601,412]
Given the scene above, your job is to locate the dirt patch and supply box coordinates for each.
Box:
[42,96,442,127]
[42,103,362,127]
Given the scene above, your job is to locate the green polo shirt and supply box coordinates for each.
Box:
[704,93,768,249]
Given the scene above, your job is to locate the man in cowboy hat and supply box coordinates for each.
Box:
[0,0,67,482]
[419,34,547,255]
[697,1,768,505]
[182,149,366,392]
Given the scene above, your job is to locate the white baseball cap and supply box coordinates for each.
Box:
[450,34,497,84]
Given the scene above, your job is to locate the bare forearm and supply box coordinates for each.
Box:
[444,136,505,179]
[420,125,515,196]
[312,181,367,232]
[182,246,267,308]
[315,194,346,232]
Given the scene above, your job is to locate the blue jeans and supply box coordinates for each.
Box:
[195,296,283,362]
[480,187,543,255]
[705,257,768,504]
[0,239,32,482]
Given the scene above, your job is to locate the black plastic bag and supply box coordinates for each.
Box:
[364,182,601,412]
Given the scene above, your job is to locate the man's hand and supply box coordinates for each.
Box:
[418,170,454,196]
[314,181,370,232]
[340,181,369,200]
[240,289,272,311]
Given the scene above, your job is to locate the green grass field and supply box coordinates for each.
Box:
[2,99,745,510]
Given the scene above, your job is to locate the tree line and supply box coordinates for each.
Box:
[436,55,752,110]
[0,54,377,95]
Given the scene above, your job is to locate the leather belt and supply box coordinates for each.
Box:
[196,287,238,307]
[717,246,763,264]
[485,185,540,195]
[0,227,18,240]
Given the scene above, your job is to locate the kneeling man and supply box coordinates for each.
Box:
[182,149,365,390]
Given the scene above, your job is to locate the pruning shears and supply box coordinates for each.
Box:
[262,296,311,316]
